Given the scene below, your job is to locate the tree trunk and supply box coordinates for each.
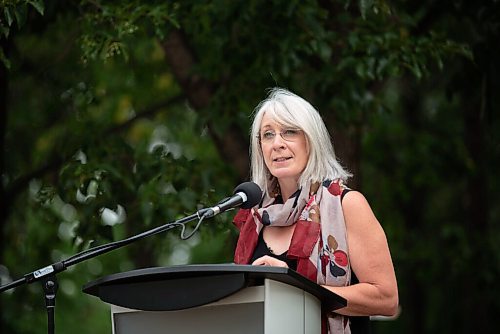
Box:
[331,125,362,189]
[0,37,10,334]
[400,80,426,334]
[463,73,488,232]
[322,110,362,190]
[460,59,489,333]
[160,30,249,181]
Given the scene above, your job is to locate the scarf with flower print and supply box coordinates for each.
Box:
[232,179,352,334]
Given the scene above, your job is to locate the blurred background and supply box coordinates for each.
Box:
[1,1,499,333]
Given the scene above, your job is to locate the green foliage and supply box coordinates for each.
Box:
[1,0,44,67]
[1,0,44,34]
[78,0,179,63]
[1,0,499,333]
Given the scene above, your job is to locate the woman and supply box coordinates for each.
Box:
[232,88,398,333]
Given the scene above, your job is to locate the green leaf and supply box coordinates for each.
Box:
[359,0,374,19]
[14,3,28,29]
[0,47,11,69]
[28,0,45,15]
[0,24,9,38]
[4,6,14,26]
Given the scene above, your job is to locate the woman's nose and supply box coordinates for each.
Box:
[271,134,286,148]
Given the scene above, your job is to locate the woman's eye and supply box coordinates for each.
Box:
[262,131,275,139]
[283,129,299,137]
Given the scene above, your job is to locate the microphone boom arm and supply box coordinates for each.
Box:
[0,181,262,334]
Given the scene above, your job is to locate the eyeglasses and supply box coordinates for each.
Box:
[258,128,303,143]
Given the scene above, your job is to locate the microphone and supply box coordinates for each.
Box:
[202,182,262,218]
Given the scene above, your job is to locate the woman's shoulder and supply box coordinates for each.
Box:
[340,189,370,209]
[340,190,381,234]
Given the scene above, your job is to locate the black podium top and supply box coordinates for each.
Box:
[83,263,346,312]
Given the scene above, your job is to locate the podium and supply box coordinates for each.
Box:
[83,264,346,334]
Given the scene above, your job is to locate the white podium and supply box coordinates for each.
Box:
[83,264,346,334]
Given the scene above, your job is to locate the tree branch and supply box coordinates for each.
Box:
[160,30,250,181]
[3,95,184,214]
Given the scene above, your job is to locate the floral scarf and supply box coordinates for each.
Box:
[233,179,352,333]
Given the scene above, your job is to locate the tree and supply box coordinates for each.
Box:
[2,1,498,333]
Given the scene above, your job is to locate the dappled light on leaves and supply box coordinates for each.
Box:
[100,205,127,226]
[1,1,498,334]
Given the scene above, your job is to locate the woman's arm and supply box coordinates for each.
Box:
[322,191,399,316]
[252,255,289,267]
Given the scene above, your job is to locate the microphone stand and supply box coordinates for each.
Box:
[0,208,210,334]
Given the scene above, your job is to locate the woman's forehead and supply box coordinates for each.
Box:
[260,110,295,128]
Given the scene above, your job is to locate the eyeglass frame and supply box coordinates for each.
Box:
[257,128,304,143]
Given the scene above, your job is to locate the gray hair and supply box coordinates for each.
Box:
[250,88,351,195]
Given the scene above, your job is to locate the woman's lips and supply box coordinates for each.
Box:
[273,156,292,162]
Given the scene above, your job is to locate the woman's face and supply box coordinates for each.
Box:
[259,112,309,184]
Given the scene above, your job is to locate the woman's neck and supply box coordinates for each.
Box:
[278,179,299,202]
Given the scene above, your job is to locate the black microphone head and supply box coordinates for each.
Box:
[233,182,262,209]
